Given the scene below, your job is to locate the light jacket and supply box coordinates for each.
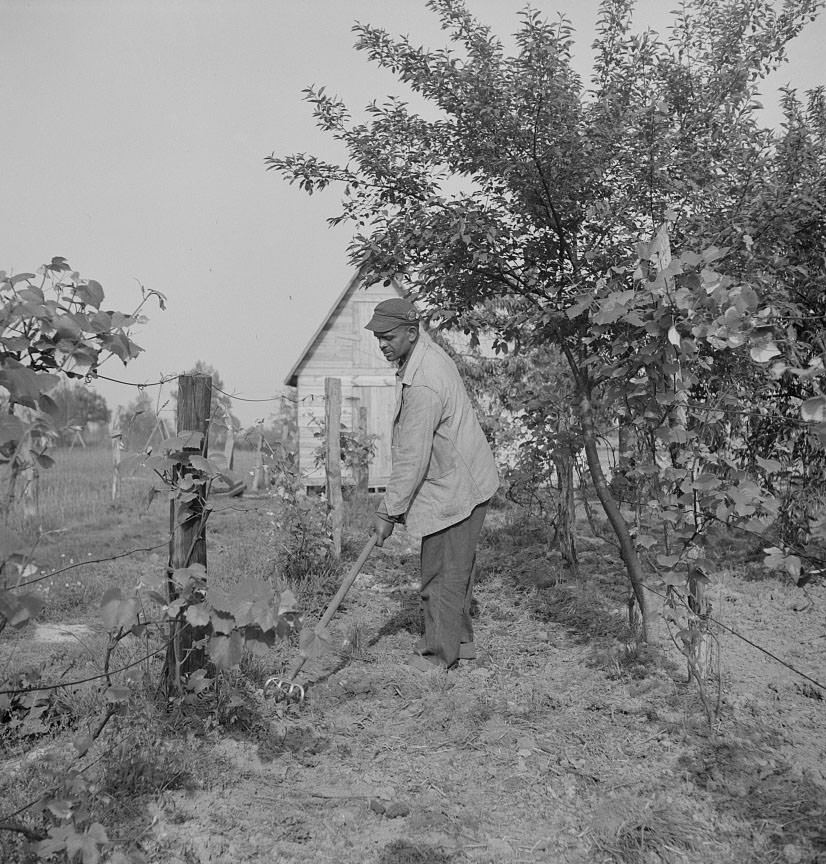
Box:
[381,329,499,538]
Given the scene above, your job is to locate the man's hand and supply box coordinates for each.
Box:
[373,513,395,547]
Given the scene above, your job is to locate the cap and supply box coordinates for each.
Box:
[364,297,420,333]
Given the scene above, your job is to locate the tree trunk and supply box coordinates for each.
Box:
[163,374,212,695]
[575,386,649,641]
[551,445,578,573]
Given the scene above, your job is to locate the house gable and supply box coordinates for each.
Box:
[285,270,405,387]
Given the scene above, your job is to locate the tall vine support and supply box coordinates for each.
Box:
[325,377,344,559]
[163,373,212,695]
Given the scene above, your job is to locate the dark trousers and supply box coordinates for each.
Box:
[419,501,488,668]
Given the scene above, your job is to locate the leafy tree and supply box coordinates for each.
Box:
[268,0,825,637]
[121,389,165,452]
[50,383,110,444]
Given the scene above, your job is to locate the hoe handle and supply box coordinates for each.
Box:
[285,534,377,681]
[318,534,377,630]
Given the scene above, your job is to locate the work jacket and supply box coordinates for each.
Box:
[382,329,499,538]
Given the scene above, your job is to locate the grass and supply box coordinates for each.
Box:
[591,795,704,864]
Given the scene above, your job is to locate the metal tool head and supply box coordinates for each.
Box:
[264,675,305,702]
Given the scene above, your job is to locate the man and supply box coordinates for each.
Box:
[366,297,498,670]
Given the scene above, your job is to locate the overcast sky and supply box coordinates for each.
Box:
[2,1,823,425]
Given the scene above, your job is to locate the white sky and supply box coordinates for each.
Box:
[2,0,823,425]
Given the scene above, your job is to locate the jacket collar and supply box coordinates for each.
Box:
[397,327,431,386]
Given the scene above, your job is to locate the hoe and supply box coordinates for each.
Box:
[265,534,377,701]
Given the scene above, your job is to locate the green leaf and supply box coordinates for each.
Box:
[635,534,658,550]
[0,364,60,409]
[749,337,780,363]
[75,279,104,308]
[9,272,36,285]
[692,473,721,491]
[565,293,593,319]
[104,687,130,703]
[0,413,24,445]
[278,588,298,615]
[207,631,243,669]
[189,455,222,476]
[185,603,210,627]
[755,456,782,474]
[662,570,687,588]
[100,587,139,631]
[72,733,92,756]
[46,798,75,820]
[0,590,42,627]
[36,453,56,470]
[801,397,826,422]
[210,611,235,634]
[299,626,332,659]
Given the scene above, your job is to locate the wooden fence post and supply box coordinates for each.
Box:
[251,423,266,491]
[223,411,235,472]
[21,465,39,523]
[358,404,369,495]
[163,374,212,693]
[111,406,123,504]
[325,377,343,559]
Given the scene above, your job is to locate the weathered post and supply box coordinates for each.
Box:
[251,423,266,491]
[358,404,369,495]
[21,465,39,523]
[111,406,123,504]
[223,410,235,472]
[163,374,211,694]
[325,377,343,559]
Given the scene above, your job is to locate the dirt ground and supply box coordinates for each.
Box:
[142,508,826,864]
[3,498,826,864]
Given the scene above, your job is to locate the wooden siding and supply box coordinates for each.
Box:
[293,279,403,489]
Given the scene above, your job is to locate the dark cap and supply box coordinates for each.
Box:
[364,297,419,333]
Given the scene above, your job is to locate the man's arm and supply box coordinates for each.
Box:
[372,385,441,544]
[385,384,442,517]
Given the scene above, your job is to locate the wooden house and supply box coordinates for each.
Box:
[284,271,404,491]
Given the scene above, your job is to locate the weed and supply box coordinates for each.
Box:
[101,728,189,799]
[378,839,460,863]
[591,794,703,864]
[339,621,370,662]
[589,640,676,681]
[681,739,826,861]
[532,581,631,644]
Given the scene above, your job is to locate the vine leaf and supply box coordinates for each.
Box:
[801,396,826,422]
[207,631,243,669]
[299,626,332,659]
[100,587,139,631]
[185,603,210,627]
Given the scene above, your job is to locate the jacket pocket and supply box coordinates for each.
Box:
[425,434,455,480]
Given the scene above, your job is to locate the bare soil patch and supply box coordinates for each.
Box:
[3,497,825,864]
[144,511,826,863]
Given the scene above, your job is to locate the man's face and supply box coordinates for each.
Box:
[375,325,417,364]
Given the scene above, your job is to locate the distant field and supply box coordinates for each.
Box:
[6,443,261,536]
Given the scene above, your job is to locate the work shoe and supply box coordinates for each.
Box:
[406,654,445,672]
[413,638,476,661]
